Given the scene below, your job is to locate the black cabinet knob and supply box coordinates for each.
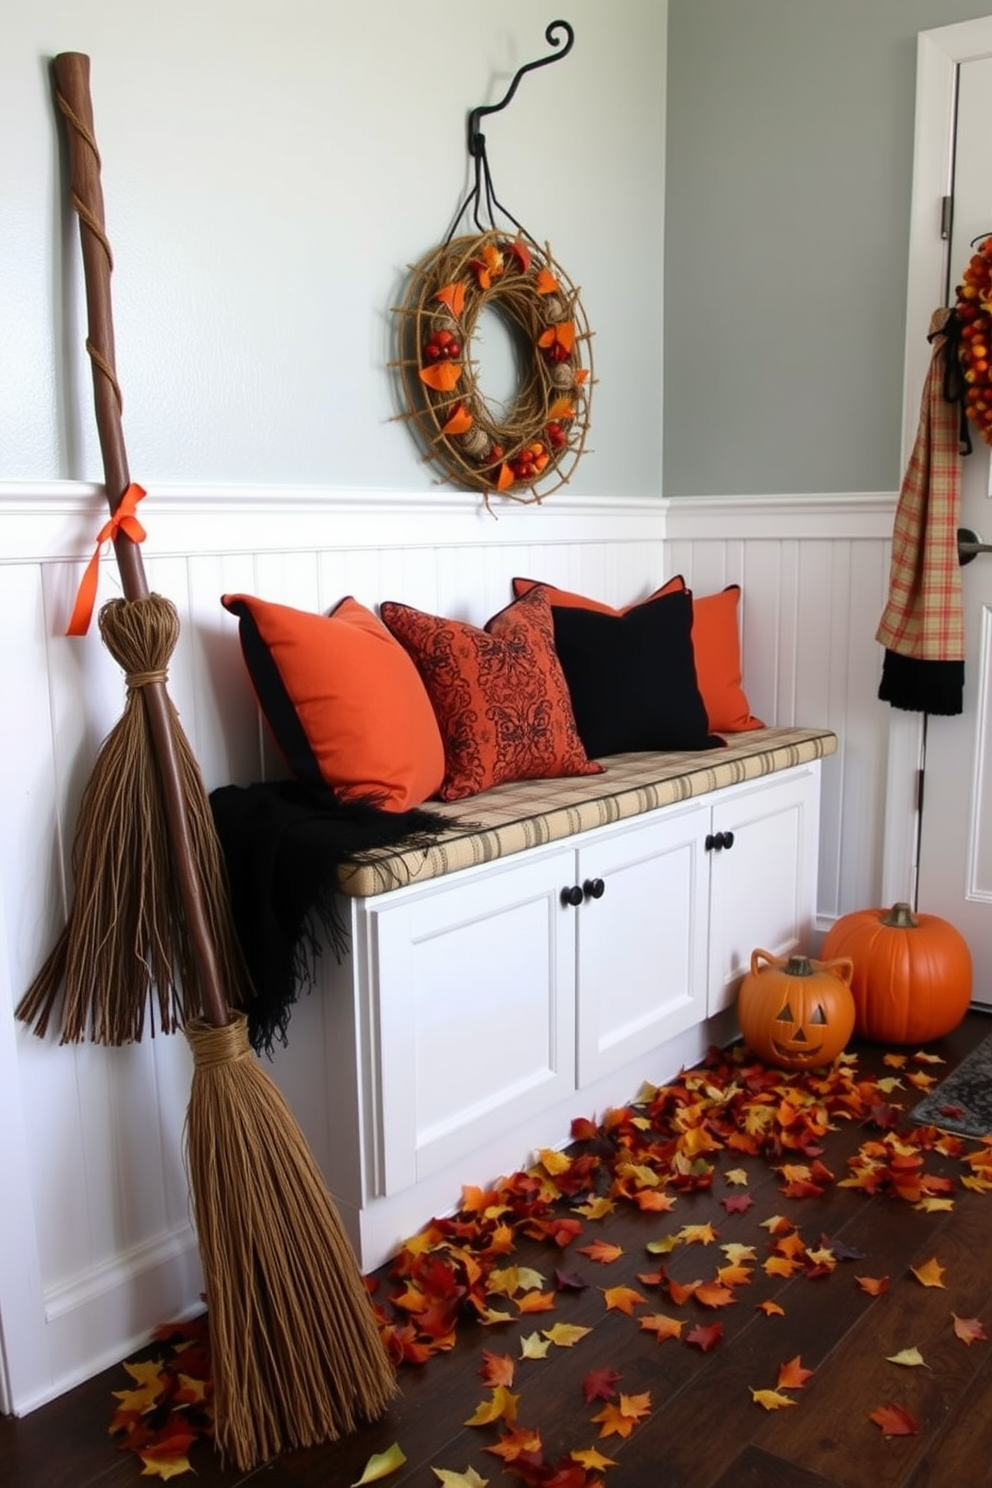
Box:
[706,830,737,852]
[583,877,606,900]
[561,884,584,907]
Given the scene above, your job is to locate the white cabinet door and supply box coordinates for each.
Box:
[707,766,820,1015]
[574,807,708,1086]
[371,850,576,1196]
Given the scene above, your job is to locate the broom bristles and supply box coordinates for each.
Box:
[16,594,249,1043]
[185,1013,397,1470]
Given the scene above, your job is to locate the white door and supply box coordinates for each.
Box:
[912,25,992,1007]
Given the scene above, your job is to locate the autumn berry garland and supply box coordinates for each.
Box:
[393,229,593,502]
[955,234,992,445]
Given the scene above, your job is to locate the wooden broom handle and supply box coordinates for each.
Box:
[53,52,229,1030]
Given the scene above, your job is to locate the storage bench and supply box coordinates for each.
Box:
[267,725,837,1271]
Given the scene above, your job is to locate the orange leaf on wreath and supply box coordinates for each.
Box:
[435,281,467,317]
[441,403,474,435]
[536,268,560,293]
[574,368,590,385]
[495,462,515,493]
[420,362,463,392]
[470,244,505,290]
[509,239,531,274]
[548,397,575,421]
[538,323,576,355]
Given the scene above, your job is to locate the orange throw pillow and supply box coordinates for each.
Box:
[511,576,764,733]
[379,586,602,802]
[221,593,445,811]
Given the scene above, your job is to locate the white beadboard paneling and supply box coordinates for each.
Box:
[0,481,899,1415]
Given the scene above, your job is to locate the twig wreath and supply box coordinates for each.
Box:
[393,229,592,502]
[391,19,593,504]
[955,234,992,447]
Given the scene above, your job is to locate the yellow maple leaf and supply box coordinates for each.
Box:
[432,1469,489,1488]
[591,1393,652,1439]
[352,1443,408,1484]
[602,1286,647,1315]
[571,1447,618,1470]
[645,1234,680,1255]
[721,1242,757,1263]
[519,1332,550,1360]
[542,1322,592,1348]
[677,1222,718,1245]
[138,1454,193,1480]
[764,1256,801,1279]
[537,1147,572,1175]
[750,1388,797,1411]
[724,1168,750,1187]
[911,1256,946,1288]
[573,1196,615,1220]
[464,1386,518,1427]
[915,1197,954,1214]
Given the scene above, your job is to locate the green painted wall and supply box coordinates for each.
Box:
[664,0,992,496]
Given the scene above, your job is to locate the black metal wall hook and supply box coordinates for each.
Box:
[467,20,575,157]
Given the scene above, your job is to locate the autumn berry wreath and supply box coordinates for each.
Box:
[393,229,593,502]
[955,234,992,446]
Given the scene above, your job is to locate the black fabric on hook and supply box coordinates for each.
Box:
[937,308,973,457]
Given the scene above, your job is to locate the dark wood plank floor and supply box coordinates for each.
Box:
[4,1011,992,1488]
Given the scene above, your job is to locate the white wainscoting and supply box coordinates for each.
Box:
[0,482,897,1414]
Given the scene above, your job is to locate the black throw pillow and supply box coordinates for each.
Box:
[551,589,725,756]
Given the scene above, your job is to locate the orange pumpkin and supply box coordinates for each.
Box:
[820,902,972,1044]
[737,949,855,1070]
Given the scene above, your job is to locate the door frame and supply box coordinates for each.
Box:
[882,15,992,907]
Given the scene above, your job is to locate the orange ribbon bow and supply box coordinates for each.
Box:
[66,483,147,637]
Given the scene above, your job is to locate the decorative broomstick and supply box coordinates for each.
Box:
[22,52,397,1469]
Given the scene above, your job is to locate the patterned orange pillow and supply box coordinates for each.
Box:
[379,587,602,802]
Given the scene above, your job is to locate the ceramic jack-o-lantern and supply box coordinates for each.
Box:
[737,948,856,1071]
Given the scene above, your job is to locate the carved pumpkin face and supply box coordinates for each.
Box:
[770,990,832,1065]
[737,950,856,1071]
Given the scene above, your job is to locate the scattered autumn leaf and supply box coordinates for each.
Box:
[137,1454,193,1481]
[478,1352,515,1387]
[639,1313,683,1343]
[751,1388,797,1411]
[685,1322,723,1352]
[464,1386,518,1427]
[952,1314,988,1345]
[777,1356,814,1389]
[577,1240,623,1265]
[910,1257,946,1289]
[886,1347,927,1369]
[482,1425,541,1462]
[591,1391,652,1439]
[758,1300,785,1317]
[601,1286,647,1315]
[571,1446,618,1471]
[542,1323,592,1348]
[868,1403,920,1437]
[351,1443,408,1484]
[856,1275,890,1296]
[432,1469,489,1488]
[519,1333,550,1361]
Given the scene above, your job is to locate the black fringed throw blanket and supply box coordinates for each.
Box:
[210,781,451,1054]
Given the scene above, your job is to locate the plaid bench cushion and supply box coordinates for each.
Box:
[338,725,837,898]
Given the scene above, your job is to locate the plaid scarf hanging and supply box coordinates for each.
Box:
[876,307,966,715]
